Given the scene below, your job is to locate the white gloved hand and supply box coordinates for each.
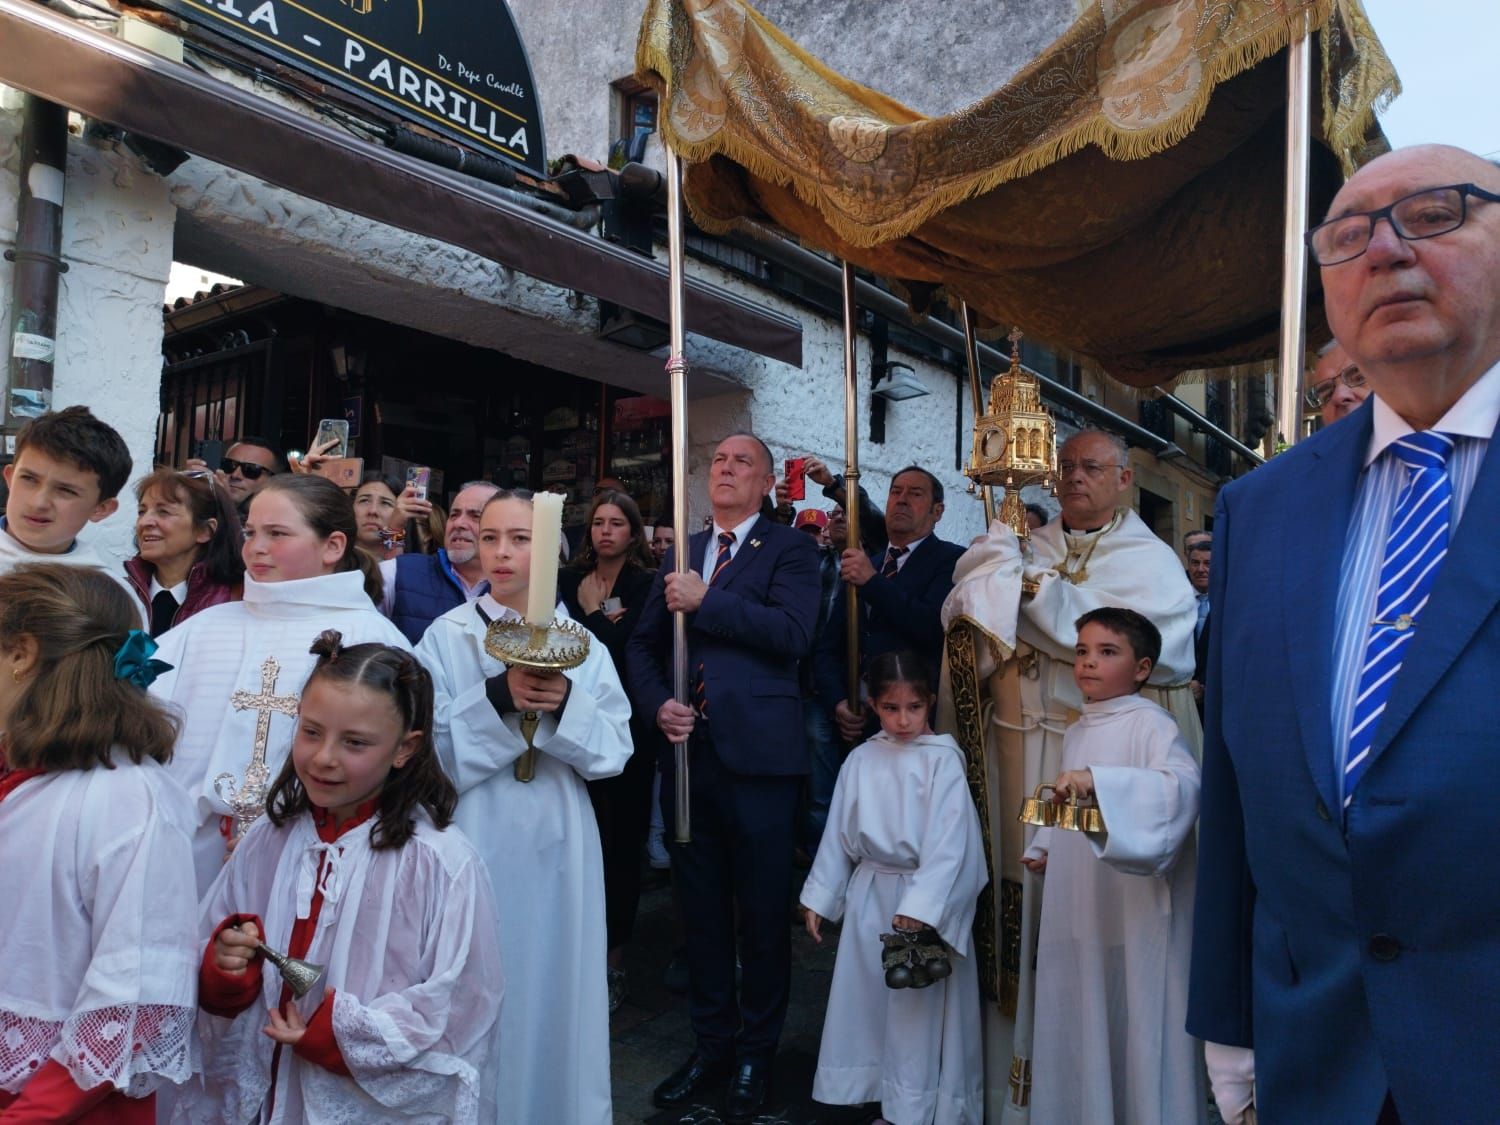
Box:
[1204,1041,1255,1125]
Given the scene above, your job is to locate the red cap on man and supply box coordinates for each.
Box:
[793,509,829,534]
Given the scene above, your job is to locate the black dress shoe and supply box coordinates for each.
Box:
[652,1050,731,1108]
[724,1059,772,1123]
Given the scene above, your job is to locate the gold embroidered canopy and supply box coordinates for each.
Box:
[635,0,1397,387]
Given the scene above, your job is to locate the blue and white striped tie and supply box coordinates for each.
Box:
[1344,430,1456,813]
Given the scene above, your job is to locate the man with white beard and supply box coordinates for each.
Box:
[381,480,500,643]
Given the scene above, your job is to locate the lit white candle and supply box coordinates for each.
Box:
[526,491,564,627]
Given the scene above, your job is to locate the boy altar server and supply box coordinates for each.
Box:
[417,490,631,1125]
[0,408,139,608]
[1020,608,1205,1124]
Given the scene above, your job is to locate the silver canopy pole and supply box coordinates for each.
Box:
[1275,16,1313,449]
[665,153,692,844]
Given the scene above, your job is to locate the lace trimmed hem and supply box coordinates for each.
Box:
[1,1004,196,1096]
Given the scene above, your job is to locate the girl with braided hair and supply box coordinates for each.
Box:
[180,631,502,1124]
[0,564,199,1121]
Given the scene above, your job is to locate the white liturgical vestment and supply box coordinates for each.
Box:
[151,570,411,888]
[177,810,503,1124]
[938,510,1200,1123]
[0,757,199,1101]
[416,595,631,1125]
[800,732,988,1125]
[1024,694,1205,1125]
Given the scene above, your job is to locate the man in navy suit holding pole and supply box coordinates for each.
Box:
[829,465,965,742]
[628,432,820,1122]
[1189,145,1500,1124]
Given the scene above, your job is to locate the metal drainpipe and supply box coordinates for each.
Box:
[4,94,68,451]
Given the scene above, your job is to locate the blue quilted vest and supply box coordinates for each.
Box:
[390,550,468,643]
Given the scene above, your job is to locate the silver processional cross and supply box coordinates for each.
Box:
[214,655,301,841]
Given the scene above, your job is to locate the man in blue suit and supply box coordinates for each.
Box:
[829,465,966,742]
[1188,145,1500,1125]
[627,432,820,1122]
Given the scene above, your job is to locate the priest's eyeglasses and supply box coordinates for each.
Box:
[1057,459,1123,478]
[1305,183,1500,266]
[1304,362,1366,409]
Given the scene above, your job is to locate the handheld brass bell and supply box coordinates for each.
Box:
[1018,783,1058,827]
[1054,790,1105,834]
[238,924,326,998]
[1017,782,1106,833]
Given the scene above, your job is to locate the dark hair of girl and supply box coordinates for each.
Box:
[134,467,245,586]
[481,486,534,509]
[252,474,384,605]
[569,489,656,572]
[0,564,178,769]
[265,630,455,848]
[864,649,936,701]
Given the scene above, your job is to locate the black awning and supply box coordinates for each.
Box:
[0,0,802,367]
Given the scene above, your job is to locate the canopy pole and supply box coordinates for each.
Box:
[1275,17,1313,449]
[665,152,691,844]
[960,302,996,525]
[841,262,862,720]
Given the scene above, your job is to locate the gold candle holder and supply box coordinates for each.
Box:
[484,618,591,782]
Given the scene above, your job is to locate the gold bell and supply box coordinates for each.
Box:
[1018,783,1058,827]
[1054,791,1106,834]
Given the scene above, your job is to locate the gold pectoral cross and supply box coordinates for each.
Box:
[215,656,302,840]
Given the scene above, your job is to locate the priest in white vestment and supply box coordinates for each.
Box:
[152,570,410,888]
[1022,690,1204,1124]
[801,730,988,1125]
[417,591,631,1125]
[937,430,1200,1122]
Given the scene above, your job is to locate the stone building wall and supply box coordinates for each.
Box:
[0,106,174,562]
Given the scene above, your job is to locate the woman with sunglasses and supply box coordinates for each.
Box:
[124,468,245,637]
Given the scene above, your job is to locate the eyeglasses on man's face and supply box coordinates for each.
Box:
[220,457,276,481]
[1304,182,1500,267]
[1057,459,1123,478]
[1305,363,1367,409]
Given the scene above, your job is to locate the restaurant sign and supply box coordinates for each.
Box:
[155,0,546,175]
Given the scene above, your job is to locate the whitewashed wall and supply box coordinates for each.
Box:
[0,106,173,564]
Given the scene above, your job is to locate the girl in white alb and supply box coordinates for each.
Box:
[151,474,410,889]
[0,564,200,1122]
[801,651,989,1125]
[175,631,502,1124]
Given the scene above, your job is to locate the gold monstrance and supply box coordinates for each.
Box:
[965,328,1057,538]
[484,619,591,782]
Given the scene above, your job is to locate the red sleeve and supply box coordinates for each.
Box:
[0,1058,116,1122]
[199,913,266,1019]
[292,990,351,1076]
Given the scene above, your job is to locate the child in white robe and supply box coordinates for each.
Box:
[1020,607,1205,1124]
[177,632,503,1124]
[151,474,411,889]
[416,489,631,1125]
[802,651,988,1125]
[0,564,199,1122]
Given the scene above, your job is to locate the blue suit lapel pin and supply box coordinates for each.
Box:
[750,538,762,548]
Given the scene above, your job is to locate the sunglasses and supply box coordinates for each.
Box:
[220,457,276,480]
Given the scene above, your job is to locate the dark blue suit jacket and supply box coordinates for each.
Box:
[626,516,820,776]
[822,534,965,708]
[1187,399,1500,1124]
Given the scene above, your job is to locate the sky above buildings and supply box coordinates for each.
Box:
[1363,0,1498,158]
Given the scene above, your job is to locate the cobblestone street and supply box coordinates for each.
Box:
[608,869,872,1125]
